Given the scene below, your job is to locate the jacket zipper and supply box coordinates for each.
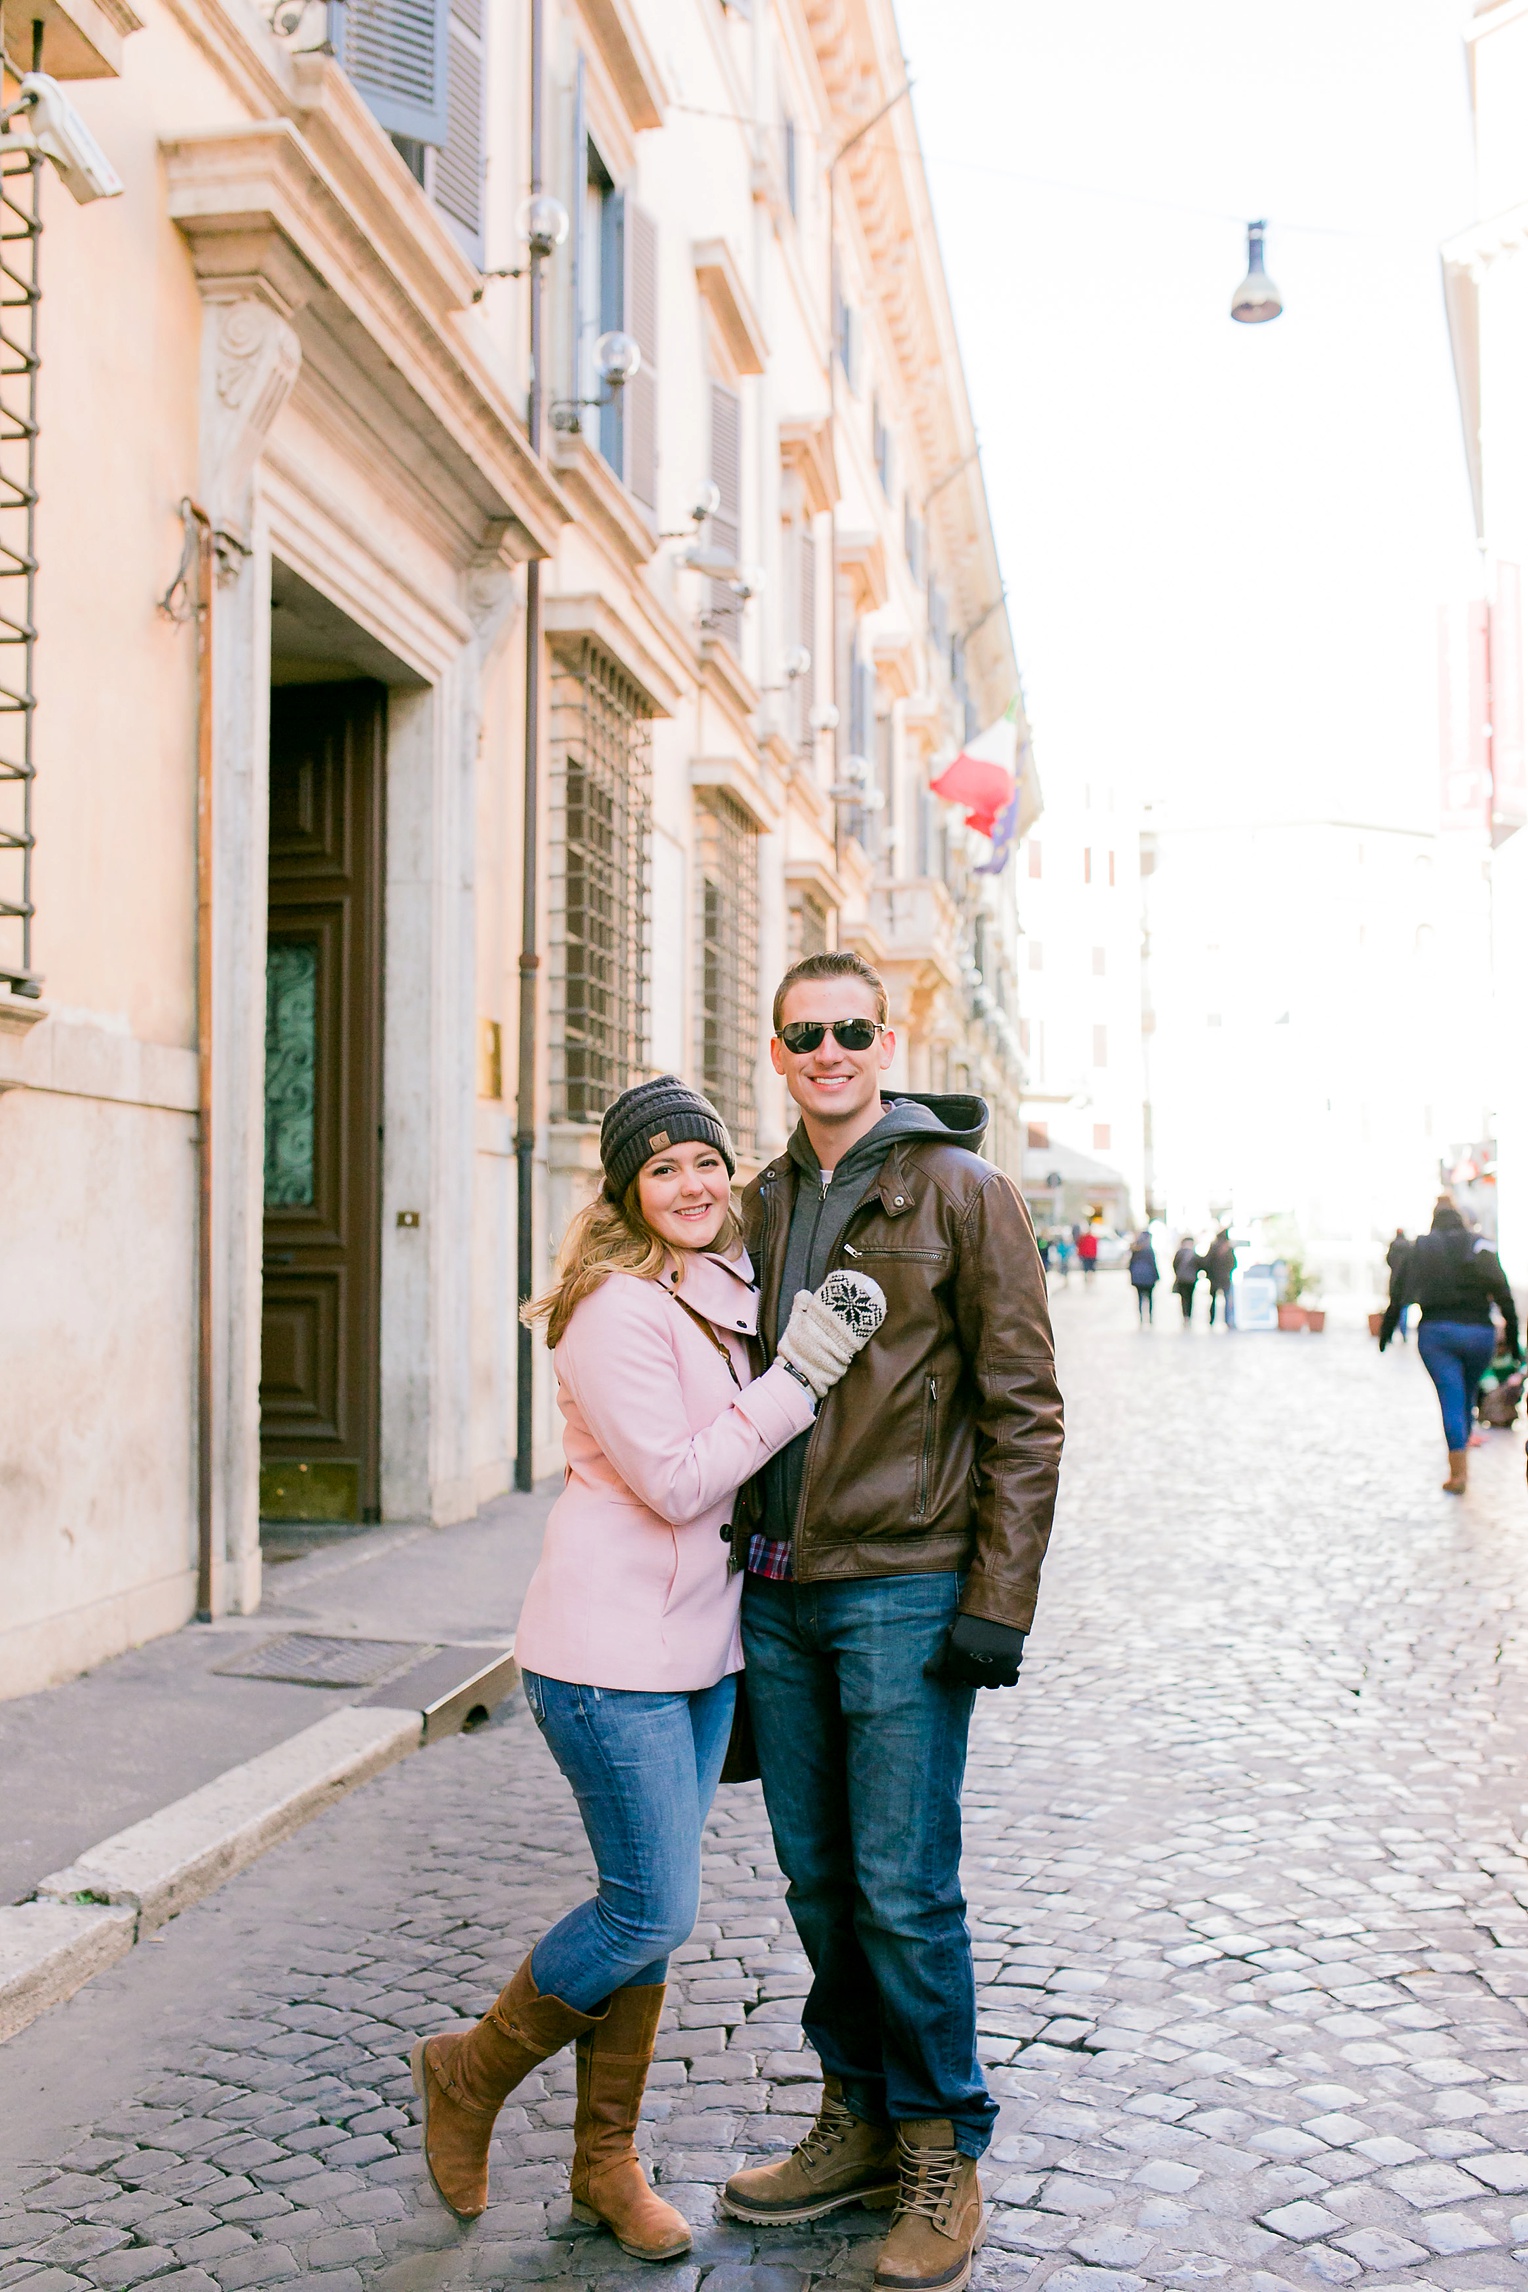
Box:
[916,1374,937,1517]
[793,1151,902,1561]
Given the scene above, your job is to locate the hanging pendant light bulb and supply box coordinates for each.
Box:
[1230,219,1282,324]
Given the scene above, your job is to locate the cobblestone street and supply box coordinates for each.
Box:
[6,1283,1528,2292]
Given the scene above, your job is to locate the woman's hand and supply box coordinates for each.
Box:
[775,1270,887,1399]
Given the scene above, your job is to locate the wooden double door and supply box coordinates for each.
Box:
[259,681,385,1523]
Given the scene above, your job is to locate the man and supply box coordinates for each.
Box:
[1076,1223,1098,1281]
[721,950,1063,2292]
[1205,1226,1236,1327]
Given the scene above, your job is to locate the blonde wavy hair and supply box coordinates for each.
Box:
[523,1174,744,1349]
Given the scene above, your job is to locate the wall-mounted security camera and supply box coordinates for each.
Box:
[9,75,122,203]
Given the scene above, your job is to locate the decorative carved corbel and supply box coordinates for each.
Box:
[199,290,302,559]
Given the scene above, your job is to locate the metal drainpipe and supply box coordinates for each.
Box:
[192,503,216,1619]
[514,0,545,1493]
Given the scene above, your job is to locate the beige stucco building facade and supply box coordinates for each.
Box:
[1443,0,1528,1278]
[0,0,1033,1697]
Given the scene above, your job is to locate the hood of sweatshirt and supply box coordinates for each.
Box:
[785,1089,990,1183]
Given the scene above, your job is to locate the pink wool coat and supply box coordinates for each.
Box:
[513,1248,816,1692]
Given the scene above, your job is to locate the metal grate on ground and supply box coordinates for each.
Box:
[208,1633,431,1688]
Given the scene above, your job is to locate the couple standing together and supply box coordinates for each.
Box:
[411,948,1065,2292]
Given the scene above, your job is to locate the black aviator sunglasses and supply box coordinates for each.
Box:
[778,1018,885,1054]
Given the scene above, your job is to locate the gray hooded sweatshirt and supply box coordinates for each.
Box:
[757,1091,977,1547]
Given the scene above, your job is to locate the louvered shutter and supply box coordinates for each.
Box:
[341,0,449,147]
[625,205,659,511]
[709,383,742,649]
[798,528,816,744]
[432,0,484,256]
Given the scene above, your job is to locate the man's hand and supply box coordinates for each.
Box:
[929,1613,1026,1690]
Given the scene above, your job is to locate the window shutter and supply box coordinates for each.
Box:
[433,0,484,256]
[798,528,816,736]
[709,383,742,648]
[625,204,659,511]
[341,0,449,147]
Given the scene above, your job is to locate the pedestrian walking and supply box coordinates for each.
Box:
[410,1076,885,2249]
[1379,1202,1520,1493]
[1386,1226,1411,1342]
[1129,1229,1159,1322]
[723,950,1064,2292]
[1205,1227,1236,1328]
[1052,1229,1072,1284]
[1171,1235,1200,1323]
[1077,1224,1099,1282]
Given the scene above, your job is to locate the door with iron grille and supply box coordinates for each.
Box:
[260,682,385,1523]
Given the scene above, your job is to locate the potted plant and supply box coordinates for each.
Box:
[1304,1302,1326,1333]
[1277,1256,1308,1331]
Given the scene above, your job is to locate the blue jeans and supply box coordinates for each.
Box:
[741,1571,996,2159]
[521,1670,735,2012]
[1418,1319,1497,1450]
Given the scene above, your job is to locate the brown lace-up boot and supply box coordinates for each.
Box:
[568,1982,691,2260]
[873,2120,986,2292]
[722,2076,899,2223]
[411,1955,604,2220]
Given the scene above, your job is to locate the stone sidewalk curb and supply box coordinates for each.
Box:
[0,1703,422,2044]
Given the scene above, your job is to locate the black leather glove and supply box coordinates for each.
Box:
[928,1613,1026,1689]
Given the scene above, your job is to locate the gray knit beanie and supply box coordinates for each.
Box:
[600,1076,736,1203]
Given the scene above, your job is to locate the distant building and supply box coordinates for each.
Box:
[1015,781,1144,1234]
[1139,815,1485,1294]
[1441,0,1528,1276]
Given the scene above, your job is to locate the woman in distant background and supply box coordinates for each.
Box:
[1129,1230,1160,1323]
[1171,1235,1200,1324]
[1380,1203,1519,1494]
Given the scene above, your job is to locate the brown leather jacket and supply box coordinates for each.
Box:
[737,1116,1064,1632]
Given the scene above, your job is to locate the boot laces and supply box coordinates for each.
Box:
[897,2136,963,2227]
[794,2091,861,2169]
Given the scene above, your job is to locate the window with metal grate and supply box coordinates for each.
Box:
[0,148,40,996]
[695,791,759,1154]
[548,642,653,1124]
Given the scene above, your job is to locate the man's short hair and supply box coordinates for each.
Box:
[772,949,889,1035]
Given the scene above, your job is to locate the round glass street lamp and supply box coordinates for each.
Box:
[1231,220,1282,324]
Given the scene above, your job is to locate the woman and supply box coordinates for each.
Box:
[1171,1235,1200,1324]
[1380,1203,1519,1493]
[411,1076,883,2254]
[1129,1229,1159,1323]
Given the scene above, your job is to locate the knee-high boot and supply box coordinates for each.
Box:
[412,1955,604,2221]
[570,1983,692,2260]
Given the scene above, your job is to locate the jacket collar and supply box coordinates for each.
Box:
[659,1246,760,1337]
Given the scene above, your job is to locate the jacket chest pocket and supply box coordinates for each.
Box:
[841,1240,948,1266]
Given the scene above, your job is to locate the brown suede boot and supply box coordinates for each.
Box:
[1444,1448,1468,1493]
[873,2121,986,2292]
[722,2076,900,2223]
[568,1982,691,2260]
[411,1955,604,2220]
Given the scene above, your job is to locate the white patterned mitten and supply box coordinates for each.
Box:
[776,1269,887,1399]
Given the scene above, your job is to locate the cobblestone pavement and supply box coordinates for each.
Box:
[6,1285,1528,2292]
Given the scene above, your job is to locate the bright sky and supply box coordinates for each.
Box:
[897,0,1483,832]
